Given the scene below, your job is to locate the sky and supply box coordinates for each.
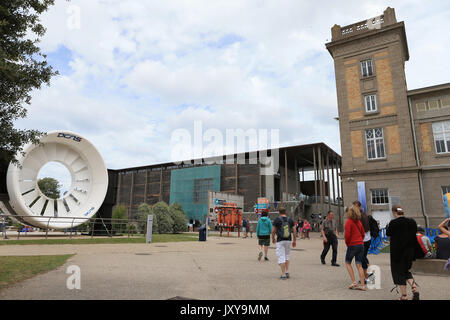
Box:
[16,0,450,177]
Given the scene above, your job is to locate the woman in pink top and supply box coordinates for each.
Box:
[303,220,311,239]
[344,205,366,291]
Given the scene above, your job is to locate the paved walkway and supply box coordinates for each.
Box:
[0,233,449,300]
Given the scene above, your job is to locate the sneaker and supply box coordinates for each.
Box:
[331,263,340,267]
[280,275,287,280]
[321,258,326,265]
[286,273,290,279]
[264,257,269,261]
[258,252,263,261]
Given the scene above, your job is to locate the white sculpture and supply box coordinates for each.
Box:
[5,131,108,229]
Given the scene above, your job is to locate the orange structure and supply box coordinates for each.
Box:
[215,202,242,237]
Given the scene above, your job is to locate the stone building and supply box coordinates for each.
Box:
[326,7,450,227]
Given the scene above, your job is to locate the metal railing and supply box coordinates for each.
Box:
[0,214,150,240]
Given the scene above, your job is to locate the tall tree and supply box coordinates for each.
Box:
[0,0,57,166]
[37,177,61,199]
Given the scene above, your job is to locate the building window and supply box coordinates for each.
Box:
[428,100,440,111]
[364,94,377,112]
[416,102,427,112]
[361,60,373,77]
[442,186,450,194]
[365,128,385,159]
[442,97,450,109]
[371,188,389,204]
[193,178,214,203]
[432,121,450,154]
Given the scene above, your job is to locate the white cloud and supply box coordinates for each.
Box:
[14,0,450,172]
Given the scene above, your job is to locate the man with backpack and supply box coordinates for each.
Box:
[271,207,296,280]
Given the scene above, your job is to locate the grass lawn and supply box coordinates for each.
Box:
[0,254,75,290]
[0,233,198,245]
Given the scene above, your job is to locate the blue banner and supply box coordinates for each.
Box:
[357,181,367,213]
[444,193,450,219]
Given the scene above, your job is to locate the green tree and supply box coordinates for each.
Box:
[0,0,57,165]
[112,205,128,234]
[137,203,156,234]
[37,177,61,199]
[152,201,173,234]
[169,202,188,233]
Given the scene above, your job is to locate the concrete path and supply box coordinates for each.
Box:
[1,233,449,300]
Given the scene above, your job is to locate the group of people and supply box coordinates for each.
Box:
[295,218,312,239]
[416,218,450,260]
[253,202,450,300]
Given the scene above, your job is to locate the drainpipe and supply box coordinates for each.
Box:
[408,97,429,227]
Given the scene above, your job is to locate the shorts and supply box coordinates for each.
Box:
[242,227,247,232]
[345,244,364,264]
[258,235,270,246]
[276,240,291,264]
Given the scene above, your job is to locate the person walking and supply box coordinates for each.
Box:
[271,207,296,280]
[320,211,340,266]
[297,218,304,239]
[256,211,273,261]
[353,201,372,284]
[242,218,248,238]
[386,205,420,300]
[344,205,366,291]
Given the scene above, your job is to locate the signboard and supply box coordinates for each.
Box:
[146,215,153,243]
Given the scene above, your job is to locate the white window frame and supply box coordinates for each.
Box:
[361,60,373,77]
[432,121,450,154]
[371,188,389,205]
[364,94,377,113]
[365,128,386,160]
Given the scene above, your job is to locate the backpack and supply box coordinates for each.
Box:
[368,215,380,239]
[279,217,291,240]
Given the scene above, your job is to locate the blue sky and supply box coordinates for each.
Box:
[16,0,450,173]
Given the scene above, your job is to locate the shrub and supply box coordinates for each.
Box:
[152,202,173,234]
[169,202,188,233]
[112,205,128,233]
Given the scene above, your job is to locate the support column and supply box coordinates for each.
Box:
[259,162,262,197]
[295,158,299,196]
[331,156,336,207]
[326,150,331,213]
[318,146,324,216]
[117,172,122,206]
[284,149,288,202]
[235,159,238,194]
[129,171,134,220]
[337,159,342,231]
[313,147,318,213]
[144,170,148,204]
[159,168,163,202]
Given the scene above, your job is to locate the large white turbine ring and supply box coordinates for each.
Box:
[6,131,108,229]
